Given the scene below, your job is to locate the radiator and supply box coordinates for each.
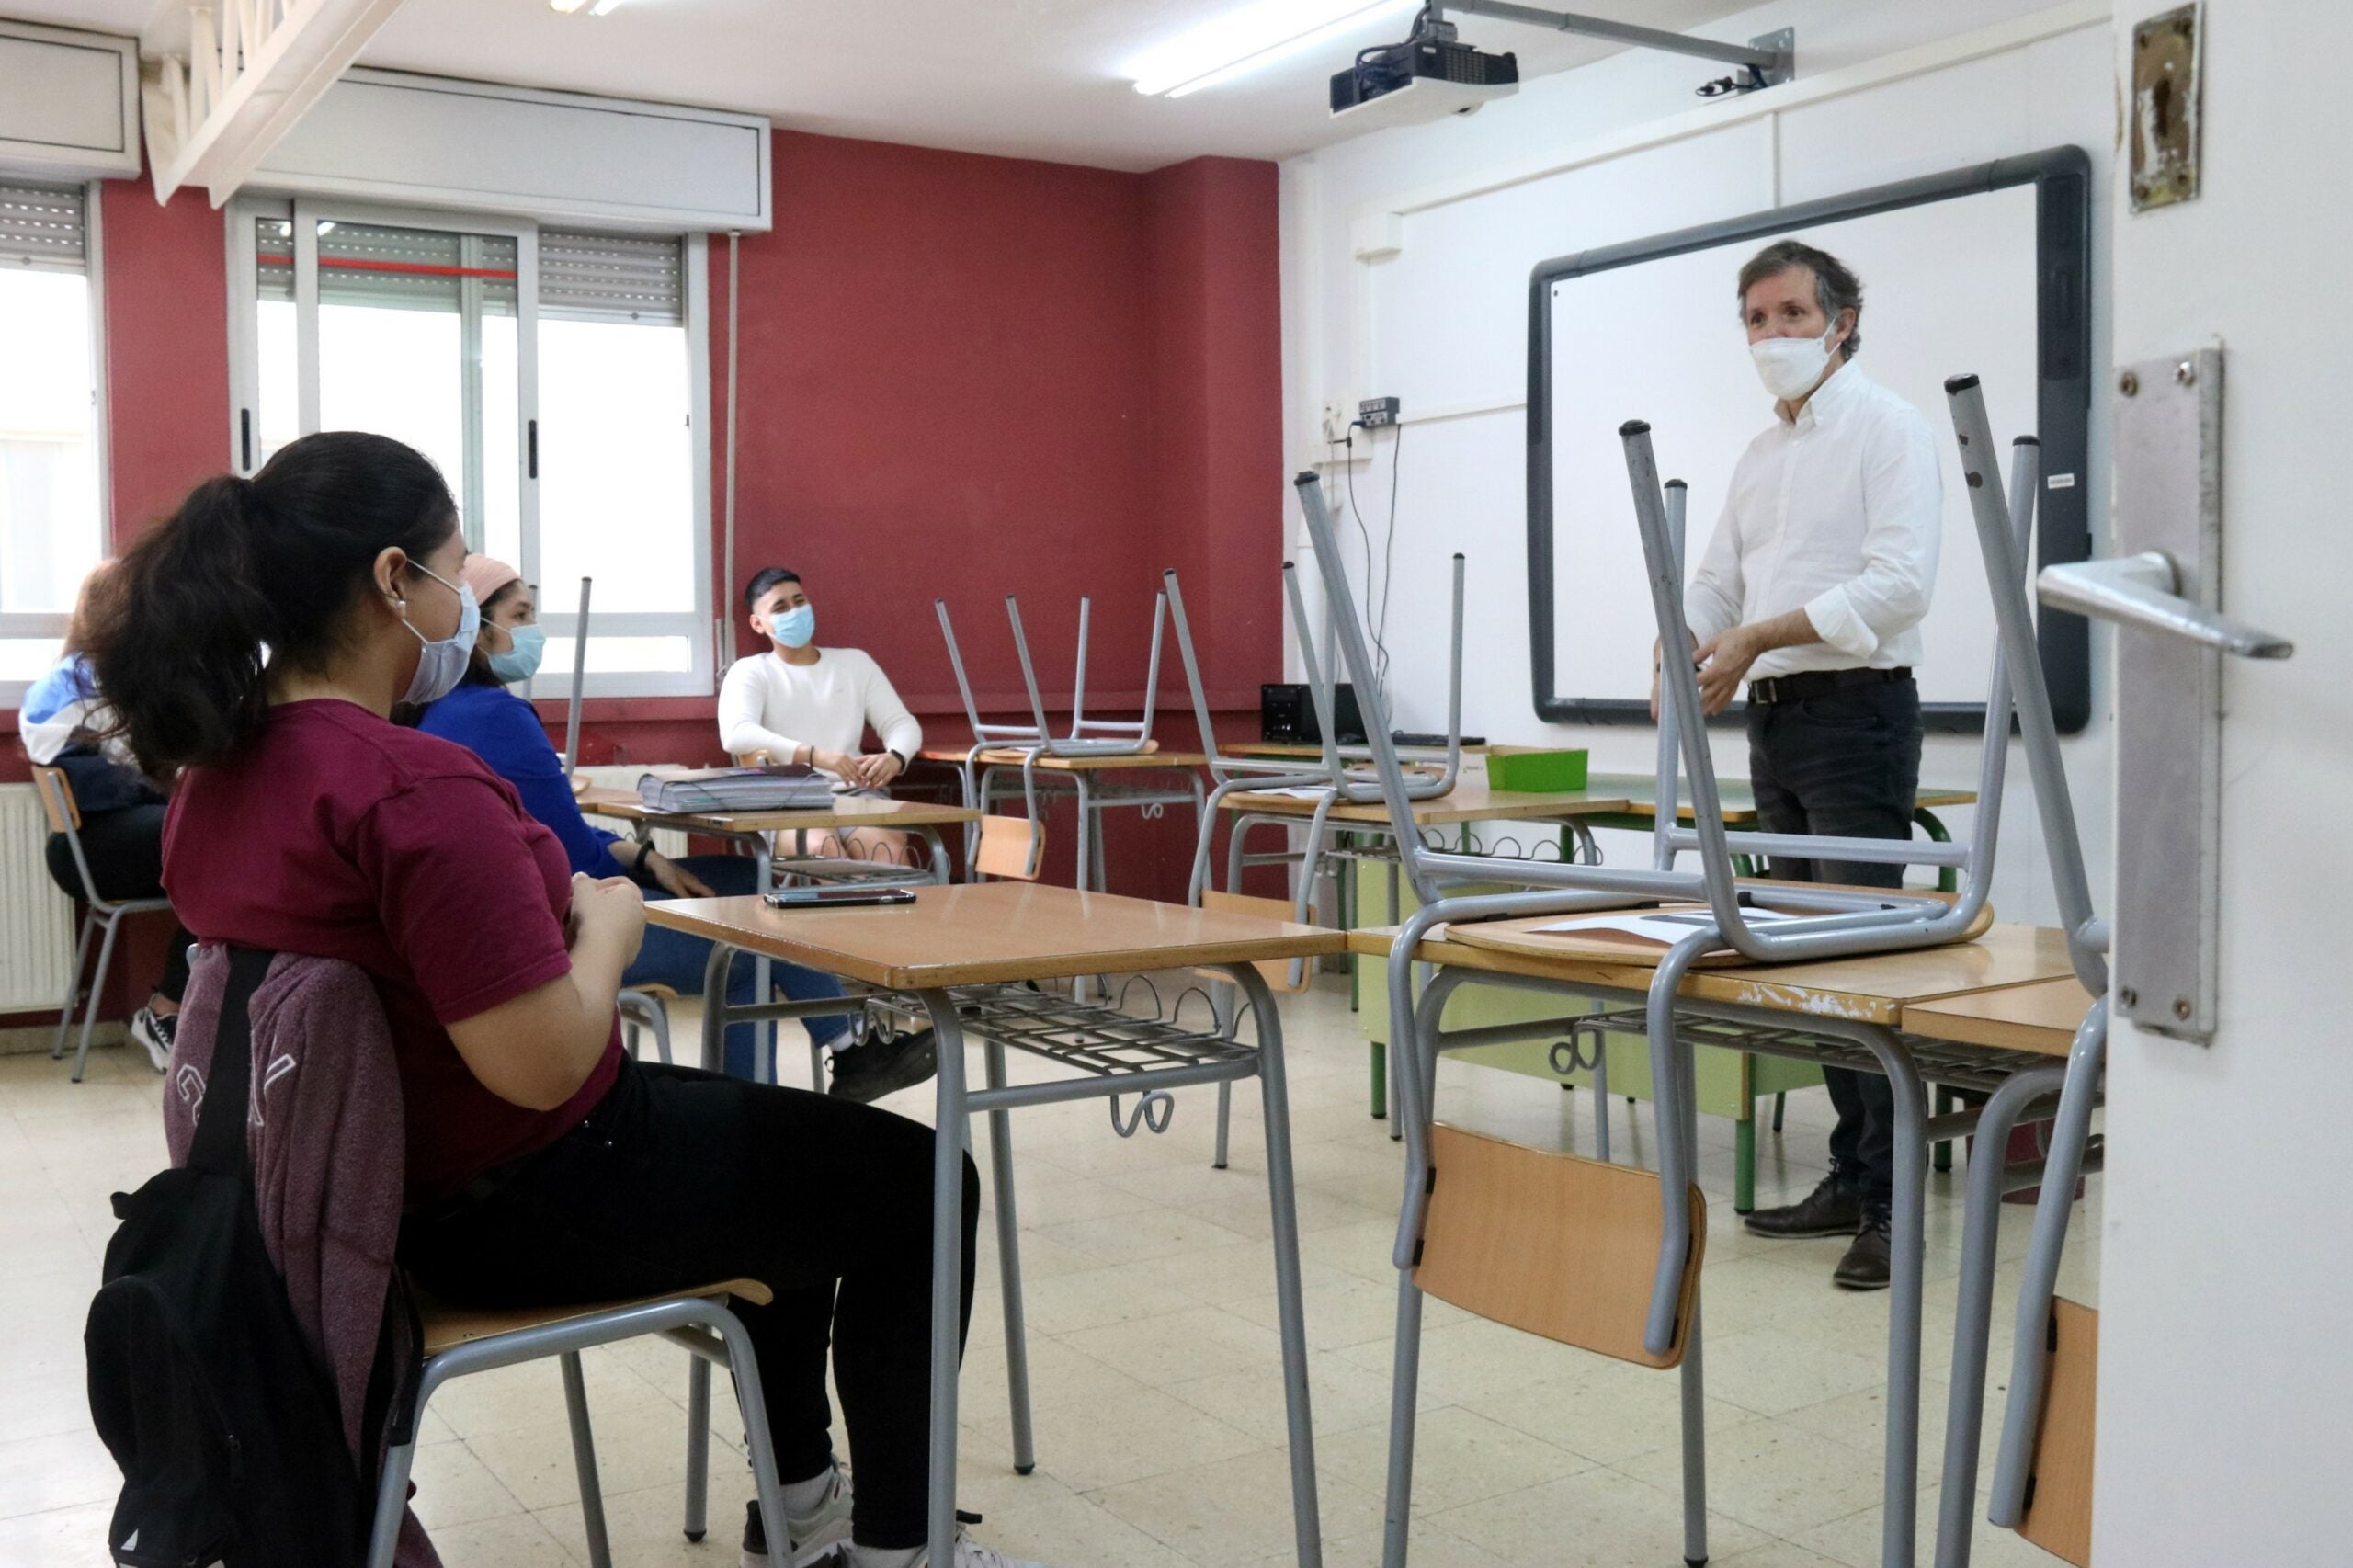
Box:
[0,783,75,1012]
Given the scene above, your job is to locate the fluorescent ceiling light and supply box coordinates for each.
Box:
[549,0,625,13]
[1130,0,1417,98]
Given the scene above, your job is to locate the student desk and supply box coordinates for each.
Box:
[918,745,1210,895]
[584,789,983,1083]
[1350,915,2079,1568]
[1900,977,2103,1568]
[645,883,1345,1568]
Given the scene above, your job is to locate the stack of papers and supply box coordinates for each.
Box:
[1530,908,1802,944]
[638,765,834,812]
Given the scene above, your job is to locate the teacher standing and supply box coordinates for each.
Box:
[1672,239,1941,1290]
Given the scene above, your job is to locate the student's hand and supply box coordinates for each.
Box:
[568,872,647,963]
[1691,628,1760,717]
[851,752,904,789]
[812,748,856,779]
[643,851,714,900]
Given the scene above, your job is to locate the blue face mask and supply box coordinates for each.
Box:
[772,604,816,650]
[398,563,481,706]
[486,622,546,685]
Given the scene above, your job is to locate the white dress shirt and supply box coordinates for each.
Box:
[1683,360,1943,681]
[717,647,923,780]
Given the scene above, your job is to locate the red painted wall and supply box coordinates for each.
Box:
[8,131,1284,1026]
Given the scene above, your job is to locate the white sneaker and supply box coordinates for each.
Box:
[741,1466,855,1568]
[797,1530,1051,1568]
[129,1007,176,1074]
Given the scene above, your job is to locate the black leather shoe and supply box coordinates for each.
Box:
[827,1028,938,1104]
[1833,1212,1893,1290]
[1743,1175,1863,1238]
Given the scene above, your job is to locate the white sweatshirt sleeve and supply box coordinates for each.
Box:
[853,653,924,759]
[717,656,805,762]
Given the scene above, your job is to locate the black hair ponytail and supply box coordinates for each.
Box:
[86,431,459,777]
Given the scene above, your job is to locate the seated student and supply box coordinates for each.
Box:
[719,566,923,869]
[415,554,924,1095]
[89,434,1045,1568]
[21,566,197,1071]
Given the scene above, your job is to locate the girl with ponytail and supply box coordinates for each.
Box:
[105,434,1018,1568]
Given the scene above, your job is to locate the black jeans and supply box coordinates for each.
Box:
[45,803,194,1004]
[399,1055,980,1549]
[1746,677,1923,1216]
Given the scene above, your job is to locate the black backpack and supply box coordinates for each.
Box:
[84,948,379,1568]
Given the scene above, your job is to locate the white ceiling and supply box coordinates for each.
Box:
[14,0,1758,173]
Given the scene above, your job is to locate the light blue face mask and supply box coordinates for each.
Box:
[486,621,546,685]
[399,563,481,706]
[772,603,816,650]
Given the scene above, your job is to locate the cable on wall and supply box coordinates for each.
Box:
[721,229,742,688]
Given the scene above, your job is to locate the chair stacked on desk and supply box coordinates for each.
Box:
[1293,368,2097,1567]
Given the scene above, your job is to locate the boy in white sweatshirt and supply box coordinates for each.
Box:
[717,566,935,1101]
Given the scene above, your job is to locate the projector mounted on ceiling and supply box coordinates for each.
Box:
[1331,3,1794,128]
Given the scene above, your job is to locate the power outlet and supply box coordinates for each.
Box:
[1320,400,1352,444]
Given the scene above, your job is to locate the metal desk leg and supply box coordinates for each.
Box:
[1855,1027,1931,1568]
[1932,1064,2067,1568]
[1227,962,1323,1568]
[918,987,970,1568]
[699,942,731,1074]
[981,1038,1037,1474]
[1212,981,1235,1172]
[1987,1002,2108,1531]
[754,839,776,1085]
[1734,1099,1756,1215]
[1382,971,1465,1568]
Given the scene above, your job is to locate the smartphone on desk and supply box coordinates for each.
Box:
[763,886,918,910]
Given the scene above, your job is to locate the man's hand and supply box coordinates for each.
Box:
[1691,627,1761,716]
[812,748,856,779]
[848,751,904,789]
[642,851,714,900]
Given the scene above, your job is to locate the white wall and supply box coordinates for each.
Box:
[2095,1,2353,1557]
[1279,0,2114,923]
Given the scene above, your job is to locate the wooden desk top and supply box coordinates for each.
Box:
[1221,775,1633,827]
[1231,741,1493,759]
[1900,976,2098,1058]
[918,746,1209,772]
[646,883,1347,990]
[1347,919,2076,1026]
[1590,773,1978,825]
[580,788,981,833]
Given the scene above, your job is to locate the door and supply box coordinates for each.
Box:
[2093,2,2352,1559]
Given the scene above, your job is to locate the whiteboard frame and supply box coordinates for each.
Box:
[1525,147,2094,734]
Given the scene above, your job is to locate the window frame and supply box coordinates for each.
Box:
[224,195,712,700]
[0,176,110,710]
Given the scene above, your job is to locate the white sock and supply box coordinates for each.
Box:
[779,1462,836,1518]
[847,1546,923,1568]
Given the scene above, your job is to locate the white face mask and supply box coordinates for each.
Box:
[1750,323,1842,402]
[396,563,481,707]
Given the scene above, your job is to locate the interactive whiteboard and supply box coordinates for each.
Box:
[1526,151,2092,732]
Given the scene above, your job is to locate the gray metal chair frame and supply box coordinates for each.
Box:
[1295,370,2086,1566]
[33,764,176,1084]
[364,1291,790,1568]
[617,987,675,1065]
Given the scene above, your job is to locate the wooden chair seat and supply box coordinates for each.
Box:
[975,814,1045,881]
[1199,890,1314,993]
[2016,1298,2097,1566]
[415,1277,775,1356]
[630,983,680,1003]
[1413,1123,1704,1369]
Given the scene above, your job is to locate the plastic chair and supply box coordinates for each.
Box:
[33,764,176,1084]
[368,1278,790,1568]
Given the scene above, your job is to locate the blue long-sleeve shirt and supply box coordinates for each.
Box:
[418,680,632,880]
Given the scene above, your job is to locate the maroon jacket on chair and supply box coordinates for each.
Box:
[168,946,441,1568]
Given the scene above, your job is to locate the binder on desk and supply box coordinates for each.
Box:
[638,765,834,812]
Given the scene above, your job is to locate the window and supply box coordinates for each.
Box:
[0,180,105,699]
[231,201,710,697]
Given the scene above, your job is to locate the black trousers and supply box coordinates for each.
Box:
[399,1055,980,1549]
[1746,677,1923,1215]
[44,802,194,1004]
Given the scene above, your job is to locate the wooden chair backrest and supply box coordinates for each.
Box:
[2016,1298,2097,1566]
[30,765,81,835]
[975,814,1045,881]
[1414,1122,1705,1369]
[1200,890,1314,993]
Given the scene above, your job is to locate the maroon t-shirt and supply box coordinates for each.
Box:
[164,699,621,1204]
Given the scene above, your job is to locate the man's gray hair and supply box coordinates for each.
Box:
[1737,239,1863,359]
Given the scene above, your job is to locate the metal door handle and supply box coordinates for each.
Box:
[2038,552,2293,660]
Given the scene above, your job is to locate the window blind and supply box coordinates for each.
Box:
[540,230,684,325]
[0,182,86,273]
[253,220,519,313]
